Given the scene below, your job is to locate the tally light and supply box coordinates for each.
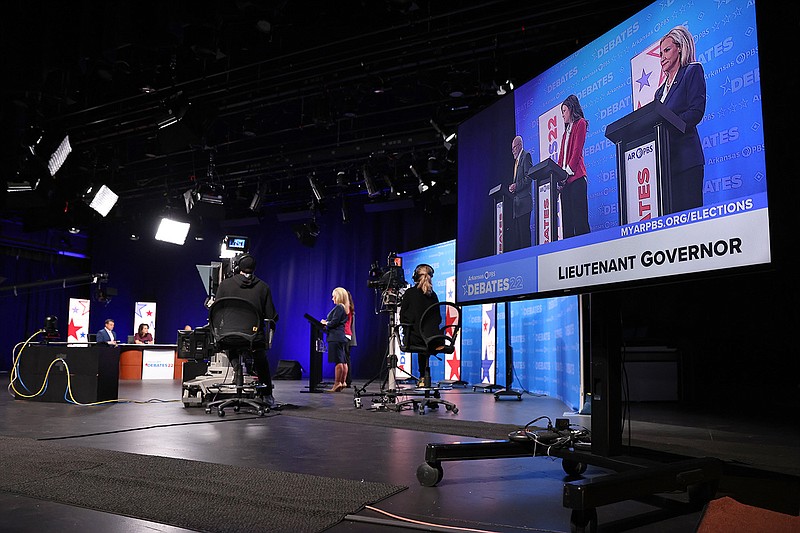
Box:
[155,217,191,245]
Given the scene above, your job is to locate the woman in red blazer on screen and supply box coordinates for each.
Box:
[557,94,590,238]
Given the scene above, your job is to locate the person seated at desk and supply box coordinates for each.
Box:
[96,318,118,346]
[134,323,153,344]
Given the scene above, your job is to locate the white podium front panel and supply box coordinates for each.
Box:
[141,349,175,379]
[624,140,659,223]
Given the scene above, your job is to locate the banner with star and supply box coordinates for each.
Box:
[67,298,91,346]
[631,40,663,109]
[480,303,497,385]
[444,275,461,382]
[134,302,157,342]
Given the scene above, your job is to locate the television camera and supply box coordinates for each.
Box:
[367,252,408,313]
[182,235,255,407]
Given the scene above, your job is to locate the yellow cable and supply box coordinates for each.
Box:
[9,333,181,406]
[364,505,502,533]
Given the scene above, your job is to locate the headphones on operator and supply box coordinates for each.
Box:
[232,253,255,274]
[412,263,434,283]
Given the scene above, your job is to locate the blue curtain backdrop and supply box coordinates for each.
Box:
[0,230,91,371]
[74,198,457,383]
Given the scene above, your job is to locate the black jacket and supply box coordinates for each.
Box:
[215,273,278,342]
[399,287,441,349]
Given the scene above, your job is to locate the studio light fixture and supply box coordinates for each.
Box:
[87,184,119,217]
[410,164,435,194]
[308,173,324,202]
[363,165,380,198]
[47,135,72,176]
[427,155,441,175]
[250,182,267,212]
[6,173,40,193]
[496,79,514,96]
[430,120,457,151]
[155,217,191,245]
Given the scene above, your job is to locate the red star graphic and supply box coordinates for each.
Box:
[483,321,488,332]
[146,310,153,316]
[446,354,460,380]
[445,309,457,336]
[67,318,82,340]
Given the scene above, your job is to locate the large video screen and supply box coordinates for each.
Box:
[457,0,768,304]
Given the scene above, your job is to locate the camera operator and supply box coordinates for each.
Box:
[214,253,278,405]
[399,264,442,388]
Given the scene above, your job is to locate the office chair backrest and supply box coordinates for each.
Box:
[209,297,262,350]
[400,301,461,355]
[420,302,461,354]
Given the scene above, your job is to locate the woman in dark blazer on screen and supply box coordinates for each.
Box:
[654,25,706,213]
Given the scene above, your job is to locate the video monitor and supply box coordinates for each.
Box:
[177,328,213,361]
[457,0,769,304]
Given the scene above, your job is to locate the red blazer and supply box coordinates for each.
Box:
[558,117,587,185]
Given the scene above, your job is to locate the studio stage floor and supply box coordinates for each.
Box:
[1,376,798,533]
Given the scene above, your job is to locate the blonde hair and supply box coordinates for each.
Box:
[415,266,433,296]
[332,287,350,313]
[661,25,696,66]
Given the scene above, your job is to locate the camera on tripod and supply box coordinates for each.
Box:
[367,252,409,313]
[367,252,407,291]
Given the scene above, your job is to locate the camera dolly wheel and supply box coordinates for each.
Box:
[562,458,588,476]
[416,461,444,487]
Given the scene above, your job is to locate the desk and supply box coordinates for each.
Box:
[13,344,119,403]
[118,344,183,380]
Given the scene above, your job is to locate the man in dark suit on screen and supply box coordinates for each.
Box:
[506,135,534,251]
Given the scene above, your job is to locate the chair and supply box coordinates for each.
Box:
[204,297,275,417]
[397,302,461,414]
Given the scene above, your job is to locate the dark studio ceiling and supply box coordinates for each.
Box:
[0,0,651,234]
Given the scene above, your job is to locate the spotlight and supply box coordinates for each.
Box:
[430,120,457,151]
[308,174,324,202]
[410,164,430,193]
[6,168,42,193]
[496,80,514,96]
[363,165,380,198]
[427,155,441,175]
[250,182,268,212]
[183,183,225,218]
[87,184,119,217]
[155,217,191,245]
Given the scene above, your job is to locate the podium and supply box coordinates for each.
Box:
[302,313,325,393]
[605,100,686,224]
[488,184,511,254]
[531,158,567,245]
